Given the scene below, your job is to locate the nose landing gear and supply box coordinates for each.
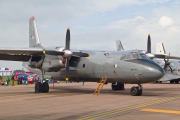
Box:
[130,84,142,96]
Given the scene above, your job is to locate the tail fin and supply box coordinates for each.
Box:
[29,16,42,48]
[116,40,124,51]
[156,42,166,54]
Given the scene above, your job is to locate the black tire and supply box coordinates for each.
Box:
[137,89,142,96]
[111,83,124,91]
[111,83,118,91]
[175,80,179,84]
[170,80,174,84]
[42,82,49,93]
[130,86,139,96]
[117,83,124,90]
[35,82,43,93]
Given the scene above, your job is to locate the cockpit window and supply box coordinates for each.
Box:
[140,54,145,58]
[140,53,148,59]
[131,53,140,59]
[120,54,126,60]
[125,54,132,59]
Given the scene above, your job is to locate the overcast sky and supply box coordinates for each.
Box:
[0,0,180,71]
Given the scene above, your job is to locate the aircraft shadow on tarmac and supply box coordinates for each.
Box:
[46,85,179,97]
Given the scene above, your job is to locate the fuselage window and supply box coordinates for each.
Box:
[120,54,126,60]
[83,64,85,68]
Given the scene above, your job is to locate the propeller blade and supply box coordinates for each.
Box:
[147,34,151,53]
[163,64,168,71]
[65,28,70,80]
[73,52,90,57]
[65,58,69,80]
[66,28,70,50]
[45,51,64,55]
[168,65,173,73]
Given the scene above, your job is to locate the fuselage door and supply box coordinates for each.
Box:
[103,57,117,78]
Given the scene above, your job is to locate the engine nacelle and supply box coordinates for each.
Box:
[27,56,43,68]
[41,56,65,72]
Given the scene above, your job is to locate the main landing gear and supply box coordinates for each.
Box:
[35,70,49,93]
[111,83,125,90]
[35,82,49,93]
[130,84,142,96]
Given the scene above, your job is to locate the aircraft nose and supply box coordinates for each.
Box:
[141,60,164,82]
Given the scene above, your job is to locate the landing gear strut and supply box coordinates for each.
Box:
[111,83,124,91]
[35,71,49,93]
[130,84,142,96]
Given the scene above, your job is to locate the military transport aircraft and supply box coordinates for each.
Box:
[0,16,165,96]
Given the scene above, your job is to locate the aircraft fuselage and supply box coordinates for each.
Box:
[24,49,164,84]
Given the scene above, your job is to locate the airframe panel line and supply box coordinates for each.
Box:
[78,96,180,120]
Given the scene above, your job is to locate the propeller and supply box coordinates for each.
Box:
[146,34,172,73]
[43,28,89,80]
[163,53,173,73]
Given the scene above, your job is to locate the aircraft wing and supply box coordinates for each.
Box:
[0,47,44,55]
[0,47,45,62]
[154,54,180,60]
[157,72,180,81]
[0,47,89,62]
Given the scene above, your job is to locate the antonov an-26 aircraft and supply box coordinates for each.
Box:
[0,16,164,96]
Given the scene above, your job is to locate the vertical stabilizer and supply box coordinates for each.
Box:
[29,16,41,48]
[156,42,166,54]
[116,40,124,51]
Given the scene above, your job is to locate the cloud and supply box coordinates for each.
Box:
[159,16,174,27]
[106,16,145,29]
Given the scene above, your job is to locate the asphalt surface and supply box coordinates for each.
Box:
[0,82,180,120]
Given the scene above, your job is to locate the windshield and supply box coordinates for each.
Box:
[131,52,140,59]
[120,52,149,60]
[140,53,149,59]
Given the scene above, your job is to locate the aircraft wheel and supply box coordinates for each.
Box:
[117,83,124,90]
[170,80,174,84]
[42,82,49,93]
[130,86,139,96]
[35,82,43,93]
[137,89,142,96]
[175,80,179,84]
[111,83,118,90]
